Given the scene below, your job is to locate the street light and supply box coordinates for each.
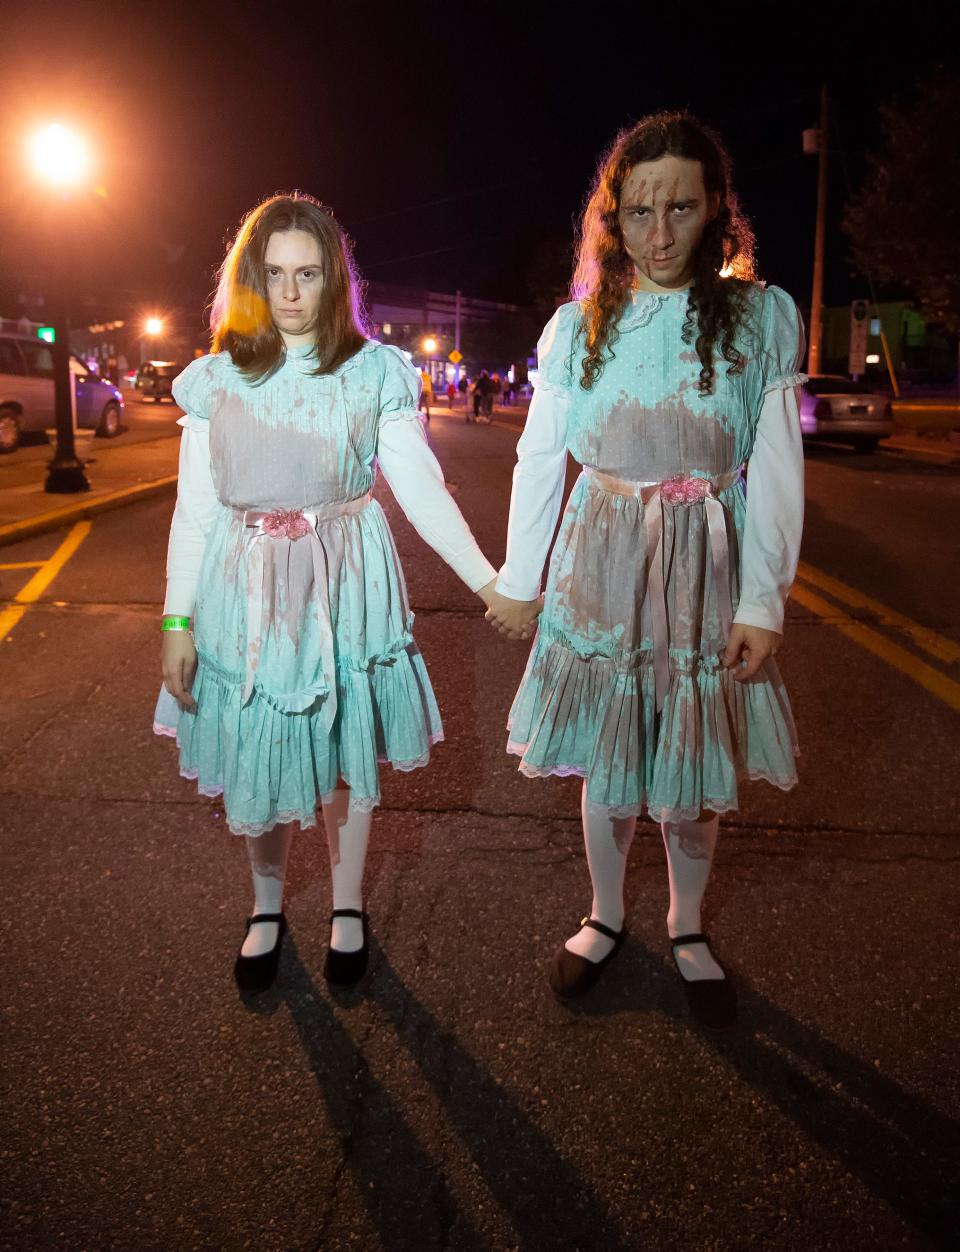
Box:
[28,122,91,493]
[145,317,164,336]
[28,123,90,187]
[422,336,438,355]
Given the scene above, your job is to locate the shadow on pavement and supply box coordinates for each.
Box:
[241,934,636,1250]
[558,938,960,1248]
[365,939,638,1251]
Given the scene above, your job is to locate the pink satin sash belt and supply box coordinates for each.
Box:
[234,492,373,729]
[583,467,743,712]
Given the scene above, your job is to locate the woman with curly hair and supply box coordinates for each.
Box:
[156,194,497,993]
[485,113,806,1028]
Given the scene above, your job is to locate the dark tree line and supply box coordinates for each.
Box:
[843,78,960,333]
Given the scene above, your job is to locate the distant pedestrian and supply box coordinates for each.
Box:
[471,375,483,422]
[420,368,434,420]
[457,373,468,408]
[446,380,456,406]
[157,193,497,995]
[485,112,806,1030]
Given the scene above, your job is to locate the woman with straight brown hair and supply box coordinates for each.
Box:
[156,193,498,993]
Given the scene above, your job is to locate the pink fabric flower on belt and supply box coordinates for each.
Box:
[661,475,709,506]
[260,508,312,540]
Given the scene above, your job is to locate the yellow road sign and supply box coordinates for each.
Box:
[448,349,463,364]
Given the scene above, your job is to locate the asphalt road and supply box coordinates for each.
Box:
[1,412,958,1250]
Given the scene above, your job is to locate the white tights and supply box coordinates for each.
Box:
[564,784,724,980]
[239,786,371,958]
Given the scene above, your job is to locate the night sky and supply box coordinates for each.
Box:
[1,0,955,322]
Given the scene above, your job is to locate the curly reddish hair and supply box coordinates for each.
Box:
[572,112,756,394]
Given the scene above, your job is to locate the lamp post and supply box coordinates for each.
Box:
[29,123,91,493]
[144,316,165,362]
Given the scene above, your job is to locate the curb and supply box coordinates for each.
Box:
[0,474,178,549]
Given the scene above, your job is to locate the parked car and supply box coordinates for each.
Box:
[0,333,124,453]
[799,375,893,453]
[135,360,183,401]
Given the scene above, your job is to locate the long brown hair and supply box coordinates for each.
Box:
[211,193,367,381]
[572,112,756,394]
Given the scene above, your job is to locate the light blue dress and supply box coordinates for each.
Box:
[153,342,444,837]
[506,284,805,821]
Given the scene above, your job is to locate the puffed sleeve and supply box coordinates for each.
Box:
[164,356,222,615]
[375,347,496,593]
[734,288,806,634]
[376,344,422,427]
[171,354,216,431]
[495,304,577,600]
[759,285,807,395]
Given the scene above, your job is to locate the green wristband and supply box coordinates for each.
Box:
[161,615,192,632]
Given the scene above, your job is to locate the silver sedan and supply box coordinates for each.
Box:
[799,375,893,453]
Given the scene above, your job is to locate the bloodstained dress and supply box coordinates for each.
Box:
[497,284,806,821]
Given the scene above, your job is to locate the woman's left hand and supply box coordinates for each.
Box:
[721,624,781,681]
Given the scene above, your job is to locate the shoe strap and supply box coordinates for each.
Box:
[670,931,708,946]
[248,912,284,925]
[580,916,622,942]
[330,908,364,921]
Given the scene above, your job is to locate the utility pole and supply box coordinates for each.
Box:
[454,289,462,387]
[807,84,829,375]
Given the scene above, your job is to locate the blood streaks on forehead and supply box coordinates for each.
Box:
[620,160,704,209]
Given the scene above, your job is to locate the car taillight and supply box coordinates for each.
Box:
[814,399,832,419]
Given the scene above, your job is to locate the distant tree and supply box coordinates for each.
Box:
[843,79,960,332]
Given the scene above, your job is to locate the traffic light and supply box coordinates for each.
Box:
[37,326,56,343]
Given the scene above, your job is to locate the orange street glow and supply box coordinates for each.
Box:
[27,123,90,186]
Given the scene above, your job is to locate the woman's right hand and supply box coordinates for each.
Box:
[161,630,198,712]
[484,590,542,641]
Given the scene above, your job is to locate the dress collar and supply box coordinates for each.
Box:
[619,287,689,332]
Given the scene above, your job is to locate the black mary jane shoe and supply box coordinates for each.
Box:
[234,912,287,993]
[670,932,737,1030]
[323,909,370,986]
[548,917,627,999]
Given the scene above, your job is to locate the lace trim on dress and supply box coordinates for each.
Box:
[761,371,808,395]
[619,292,674,332]
[378,407,425,428]
[172,730,445,837]
[505,741,797,823]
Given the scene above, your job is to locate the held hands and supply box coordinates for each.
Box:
[478,578,542,641]
[161,630,198,712]
[721,623,781,682]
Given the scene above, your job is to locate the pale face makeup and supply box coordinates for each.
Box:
[617,156,720,292]
[263,229,324,346]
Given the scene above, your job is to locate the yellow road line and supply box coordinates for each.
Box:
[790,581,960,712]
[796,560,960,665]
[0,561,45,570]
[0,522,91,643]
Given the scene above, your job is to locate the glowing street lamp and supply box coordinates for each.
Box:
[28,122,93,493]
[422,336,438,355]
[27,123,90,187]
[145,317,164,336]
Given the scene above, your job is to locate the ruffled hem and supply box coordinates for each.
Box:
[506,630,798,818]
[165,729,445,838]
[153,639,443,836]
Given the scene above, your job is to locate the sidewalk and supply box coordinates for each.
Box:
[0,430,180,547]
[2,397,957,550]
